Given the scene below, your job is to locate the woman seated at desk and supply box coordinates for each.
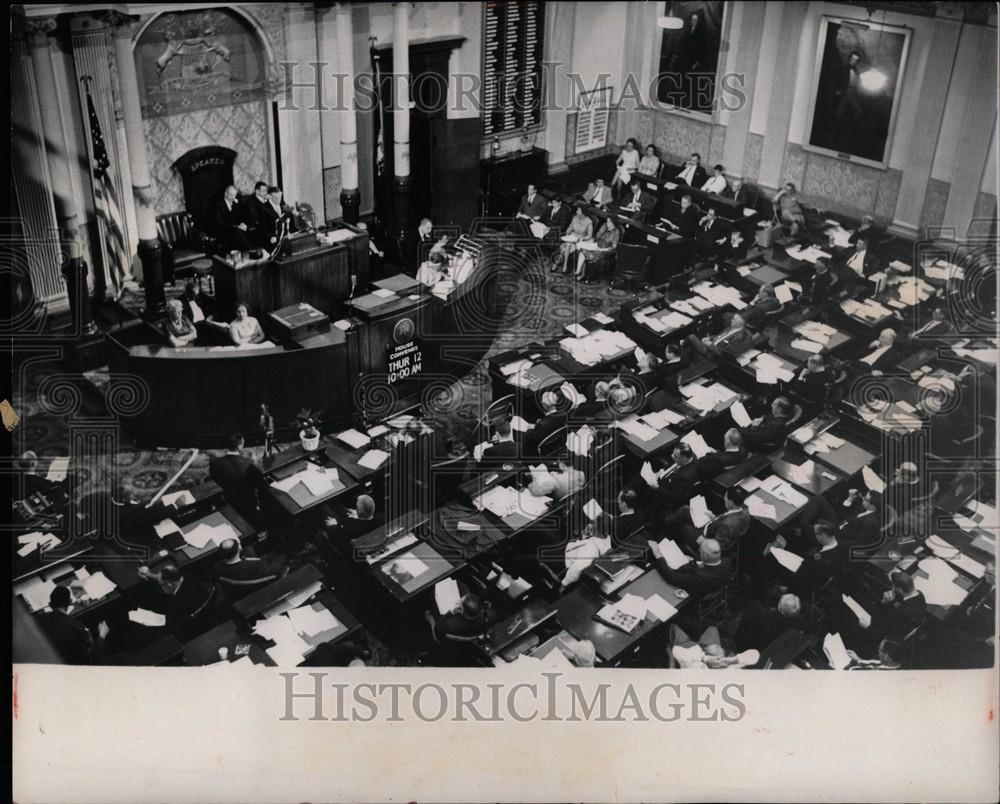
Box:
[163,299,198,347]
[558,206,594,274]
[575,218,620,283]
[638,144,661,177]
[417,250,474,290]
[228,302,266,346]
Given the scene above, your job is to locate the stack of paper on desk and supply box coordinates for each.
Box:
[129,608,166,627]
[670,299,700,317]
[680,431,714,458]
[791,338,824,354]
[747,496,777,520]
[16,531,61,557]
[161,489,195,508]
[434,579,462,615]
[500,358,532,376]
[658,538,692,569]
[287,605,340,638]
[474,486,518,518]
[643,407,685,428]
[153,519,182,539]
[619,417,660,442]
[338,429,371,449]
[516,489,550,518]
[912,558,968,607]
[770,547,804,572]
[81,571,116,601]
[645,594,678,623]
[358,449,390,470]
[689,495,713,528]
[16,577,57,612]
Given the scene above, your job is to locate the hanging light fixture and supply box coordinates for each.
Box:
[657,0,684,30]
[859,8,888,93]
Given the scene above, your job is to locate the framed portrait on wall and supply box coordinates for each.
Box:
[654,1,726,115]
[805,16,911,167]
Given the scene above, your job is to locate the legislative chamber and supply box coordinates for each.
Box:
[9,0,998,678]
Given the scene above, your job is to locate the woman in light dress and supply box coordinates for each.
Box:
[611,138,641,199]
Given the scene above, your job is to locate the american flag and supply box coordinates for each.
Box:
[85,84,129,298]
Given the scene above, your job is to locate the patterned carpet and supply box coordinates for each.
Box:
[14,252,654,508]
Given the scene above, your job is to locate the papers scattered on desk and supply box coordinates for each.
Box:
[786,244,832,264]
[16,531,61,557]
[564,322,588,338]
[692,281,745,310]
[861,465,886,494]
[913,557,968,607]
[596,596,645,634]
[338,429,371,449]
[823,632,851,670]
[791,338,824,354]
[382,552,431,586]
[516,488,551,519]
[583,498,603,520]
[500,357,532,376]
[736,348,761,366]
[182,521,239,550]
[752,353,795,384]
[681,380,739,413]
[129,608,166,627]
[739,475,764,492]
[473,485,518,518]
[153,519,182,539]
[81,571,117,601]
[770,546,803,572]
[618,416,660,442]
[645,594,678,623]
[434,578,462,615]
[287,604,340,638]
[841,298,892,322]
[358,449,390,470]
[730,400,752,428]
[593,312,613,325]
[737,264,753,276]
[643,407,685,428]
[161,489,195,508]
[842,594,872,628]
[567,424,594,456]
[689,495,713,528]
[371,288,396,298]
[16,576,57,612]
[46,456,69,482]
[559,329,636,367]
[760,475,809,508]
[366,424,390,439]
[680,431,714,459]
[658,538,692,570]
[748,496,777,520]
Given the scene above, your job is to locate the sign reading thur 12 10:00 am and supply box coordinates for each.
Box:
[387,341,423,384]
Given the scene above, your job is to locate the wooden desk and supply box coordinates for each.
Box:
[183,620,273,666]
[369,540,464,604]
[770,456,844,496]
[809,432,877,478]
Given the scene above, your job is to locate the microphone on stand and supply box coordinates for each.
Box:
[348,274,358,303]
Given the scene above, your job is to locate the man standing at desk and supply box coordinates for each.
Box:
[208,185,253,252]
[246,181,271,247]
[209,434,264,527]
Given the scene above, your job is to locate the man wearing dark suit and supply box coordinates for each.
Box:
[717,229,749,263]
[35,586,107,664]
[208,185,253,252]
[675,153,707,188]
[516,184,548,221]
[695,208,728,255]
[910,307,954,338]
[581,178,613,207]
[801,259,841,306]
[742,396,794,452]
[686,313,756,360]
[848,215,884,248]
[742,284,782,330]
[256,186,295,248]
[212,538,286,596]
[724,178,752,207]
[837,492,881,549]
[621,180,657,222]
[695,429,749,481]
[700,486,752,553]
[841,236,881,287]
[767,521,845,595]
[431,591,494,640]
[208,433,264,526]
[609,489,646,554]
[735,593,819,652]
[246,181,272,248]
[144,563,214,640]
[651,538,733,598]
[871,571,927,640]
[314,496,384,563]
[478,418,520,465]
[541,198,573,236]
[525,391,566,456]
[640,443,701,510]
[663,194,700,238]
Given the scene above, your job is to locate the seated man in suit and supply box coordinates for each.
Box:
[685,313,755,359]
[842,235,880,286]
[179,281,220,331]
[863,570,927,642]
[316,494,384,558]
[662,484,751,555]
[212,538,286,598]
[724,177,752,207]
[742,395,794,452]
[765,520,845,596]
[675,152,707,187]
[430,592,494,641]
[695,428,749,481]
[695,207,729,255]
[772,182,805,236]
[528,458,585,499]
[857,328,905,373]
[909,306,954,339]
[801,258,841,307]
[849,214,884,248]
[837,490,882,549]
[792,355,832,406]
[540,197,573,238]
[574,380,612,420]
[208,185,253,252]
[742,283,782,330]
[717,229,749,263]
[734,593,819,652]
[581,177,613,207]
[620,179,657,222]
[16,450,63,499]
[35,585,108,664]
[650,537,733,599]
[142,562,215,640]
[477,417,520,465]
[662,194,700,238]
[525,391,566,455]
[638,442,700,510]
[701,164,729,195]
[208,433,264,527]
[511,184,549,239]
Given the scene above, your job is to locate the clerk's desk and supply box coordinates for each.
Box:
[213,224,370,319]
[107,318,352,448]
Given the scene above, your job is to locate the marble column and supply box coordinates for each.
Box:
[336,2,360,224]
[110,11,165,316]
[26,16,95,334]
[392,2,411,244]
[720,1,767,181]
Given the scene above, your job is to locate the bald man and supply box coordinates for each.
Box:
[649,537,733,598]
[208,184,253,252]
[525,391,567,455]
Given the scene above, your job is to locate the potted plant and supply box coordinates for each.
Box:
[294,408,322,452]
